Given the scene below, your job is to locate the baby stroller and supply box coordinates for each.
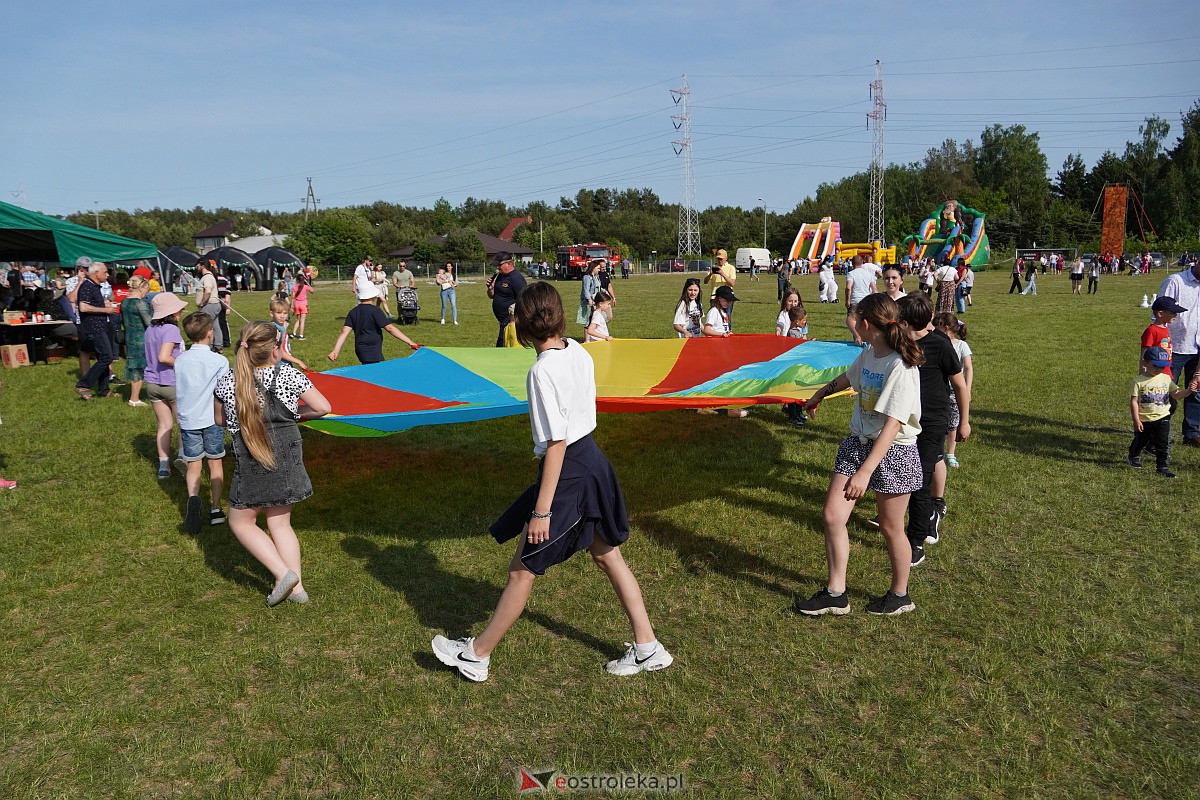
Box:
[396,286,420,325]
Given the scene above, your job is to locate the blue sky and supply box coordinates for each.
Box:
[3,1,1197,220]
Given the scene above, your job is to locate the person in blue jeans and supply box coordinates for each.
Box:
[436,263,458,325]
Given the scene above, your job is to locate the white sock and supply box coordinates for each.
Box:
[634,640,659,658]
[826,588,844,598]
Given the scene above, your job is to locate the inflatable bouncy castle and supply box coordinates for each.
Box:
[902,200,990,266]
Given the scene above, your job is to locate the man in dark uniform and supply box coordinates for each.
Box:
[485,252,527,347]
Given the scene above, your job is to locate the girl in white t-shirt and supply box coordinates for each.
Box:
[703,285,735,338]
[672,278,703,338]
[585,290,614,342]
[796,293,925,617]
[431,282,672,682]
[776,287,802,335]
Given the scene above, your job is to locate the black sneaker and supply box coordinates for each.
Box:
[184,496,202,534]
[927,500,946,544]
[209,507,226,525]
[910,543,925,567]
[1127,456,1143,468]
[1157,469,1176,478]
[865,516,880,529]
[794,588,851,616]
[866,590,916,616]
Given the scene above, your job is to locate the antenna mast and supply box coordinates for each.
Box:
[671,75,701,259]
[867,60,887,245]
[303,178,320,221]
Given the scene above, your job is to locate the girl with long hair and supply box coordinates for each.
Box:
[215,320,331,606]
[431,283,672,682]
[672,278,703,338]
[796,293,925,617]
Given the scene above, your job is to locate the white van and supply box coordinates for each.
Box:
[735,247,771,273]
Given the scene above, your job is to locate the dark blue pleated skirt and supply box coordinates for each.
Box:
[490,434,629,575]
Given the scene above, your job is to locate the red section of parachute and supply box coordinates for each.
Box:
[649,336,800,395]
[306,371,464,415]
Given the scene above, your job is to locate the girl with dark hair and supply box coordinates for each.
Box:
[672,278,703,338]
[432,282,672,682]
[796,293,925,617]
[585,289,614,342]
[215,320,331,606]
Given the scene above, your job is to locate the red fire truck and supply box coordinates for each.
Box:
[554,242,621,280]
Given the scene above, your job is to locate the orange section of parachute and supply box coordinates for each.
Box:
[305,371,465,415]
[649,336,802,395]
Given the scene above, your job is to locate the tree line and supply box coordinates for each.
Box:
[72,100,1200,265]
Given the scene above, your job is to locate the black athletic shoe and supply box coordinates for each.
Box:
[866,590,916,616]
[1157,469,1176,478]
[910,544,925,567]
[1127,456,1143,468]
[794,588,851,616]
[927,499,946,544]
[209,507,226,525]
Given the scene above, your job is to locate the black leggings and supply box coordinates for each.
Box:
[1009,274,1023,293]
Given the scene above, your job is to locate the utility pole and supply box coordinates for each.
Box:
[303,178,320,222]
[758,198,767,249]
[93,201,100,229]
[671,75,701,260]
[867,60,887,245]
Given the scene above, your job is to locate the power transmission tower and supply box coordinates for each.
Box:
[9,185,27,207]
[671,75,700,259]
[303,178,320,221]
[867,60,887,245]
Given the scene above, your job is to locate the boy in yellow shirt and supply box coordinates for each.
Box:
[1130,346,1198,477]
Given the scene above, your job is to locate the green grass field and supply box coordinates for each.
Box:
[1,268,1197,799]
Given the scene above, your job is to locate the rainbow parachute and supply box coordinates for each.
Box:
[304,335,861,437]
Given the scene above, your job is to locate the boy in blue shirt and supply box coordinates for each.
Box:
[175,312,231,532]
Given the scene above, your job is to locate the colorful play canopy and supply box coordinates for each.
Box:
[304,336,861,437]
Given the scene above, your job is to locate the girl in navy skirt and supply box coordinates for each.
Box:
[432,282,673,682]
[795,293,925,617]
[215,321,331,607]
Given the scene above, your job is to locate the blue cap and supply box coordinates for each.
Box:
[1143,346,1172,367]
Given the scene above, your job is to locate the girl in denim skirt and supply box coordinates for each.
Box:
[215,321,331,606]
[795,293,925,617]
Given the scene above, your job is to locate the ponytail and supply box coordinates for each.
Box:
[858,293,925,368]
[233,320,279,469]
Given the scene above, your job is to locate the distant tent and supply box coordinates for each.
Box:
[157,246,201,288]
[0,199,156,265]
[254,246,305,283]
[204,245,267,291]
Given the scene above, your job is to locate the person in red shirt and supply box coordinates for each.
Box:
[1141,296,1187,377]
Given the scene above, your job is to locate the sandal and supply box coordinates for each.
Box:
[74,387,94,401]
[945,454,960,468]
[128,400,147,407]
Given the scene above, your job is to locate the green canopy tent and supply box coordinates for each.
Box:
[0,200,157,265]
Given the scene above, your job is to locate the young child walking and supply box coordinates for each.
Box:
[431,282,673,681]
[796,293,925,616]
[1129,346,1197,478]
[145,293,188,479]
[327,284,420,365]
[174,312,231,533]
[934,313,972,470]
[290,273,312,340]
[215,321,331,605]
[585,289,615,342]
[269,297,309,371]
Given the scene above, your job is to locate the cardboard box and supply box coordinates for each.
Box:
[1,344,30,368]
[2,311,27,324]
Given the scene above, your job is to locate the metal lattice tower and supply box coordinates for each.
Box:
[671,75,701,258]
[867,60,887,244]
[303,177,320,221]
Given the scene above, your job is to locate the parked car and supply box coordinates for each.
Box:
[656,258,686,273]
[686,259,710,272]
[1149,251,1166,269]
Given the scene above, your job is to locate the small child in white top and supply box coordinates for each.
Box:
[585,290,614,342]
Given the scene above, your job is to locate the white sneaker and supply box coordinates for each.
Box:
[431,635,489,682]
[440,319,445,324]
[605,642,674,676]
[727,408,749,418]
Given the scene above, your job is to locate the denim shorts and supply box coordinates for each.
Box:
[180,424,227,461]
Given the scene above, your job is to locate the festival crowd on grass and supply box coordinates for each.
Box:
[3,249,1200,681]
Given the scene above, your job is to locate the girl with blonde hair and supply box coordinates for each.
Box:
[215,320,331,606]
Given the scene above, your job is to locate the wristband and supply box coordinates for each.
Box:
[530,510,552,520]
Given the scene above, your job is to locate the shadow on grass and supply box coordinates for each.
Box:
[973,409,1125,465]
[341,535,618,661]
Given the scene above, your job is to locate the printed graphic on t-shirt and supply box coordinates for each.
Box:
[858,364,885,411]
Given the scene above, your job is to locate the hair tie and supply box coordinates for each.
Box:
[886,320,898,326]
[240,341,249,349]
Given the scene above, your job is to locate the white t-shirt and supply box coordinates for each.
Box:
[961,270,975,288]
[776,310,790,335]
[586,308,610,342]
[527,338,597,457]
[673,299,702,337]
[353,263,373,296]
[935,265,958,284]
[952,339,973,363]
[846,266,877,304]
[847,347,922,445]
[705,306,730,335]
